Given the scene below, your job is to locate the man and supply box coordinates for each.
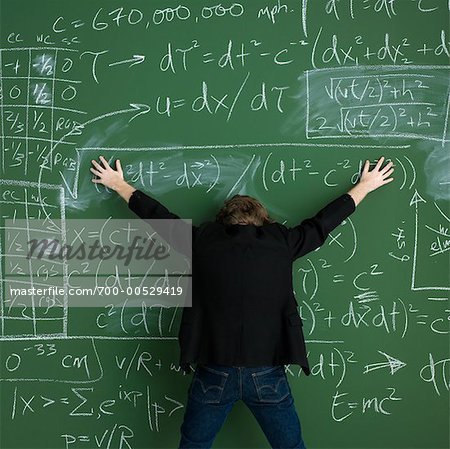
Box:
[90,155,394,449]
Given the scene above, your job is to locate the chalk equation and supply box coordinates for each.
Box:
[305,66,450,142]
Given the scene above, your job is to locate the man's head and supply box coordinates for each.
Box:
[215,194,275,226]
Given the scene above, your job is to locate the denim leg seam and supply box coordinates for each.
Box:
[239,367,242,399]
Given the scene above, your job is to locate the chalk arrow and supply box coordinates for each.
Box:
[363,351,407,375]
[59,103,151,200]
[66,103,152,136]
[109,54,145,67]
[409,190,427,207]
[36,102,152,235]
[36,101,151,232]
[56,103,151,200]
[129,103,151,122]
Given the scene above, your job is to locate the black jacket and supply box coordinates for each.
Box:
[128,189,356,375]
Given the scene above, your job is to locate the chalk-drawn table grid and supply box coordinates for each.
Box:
[0,47,81,174]
[0,180,68,339]
[0,49,4,174]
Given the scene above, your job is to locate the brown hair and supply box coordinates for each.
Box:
[215,194,275,226]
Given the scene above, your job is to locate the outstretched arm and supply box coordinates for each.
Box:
[90,156,196,254]
[287,156,394,261]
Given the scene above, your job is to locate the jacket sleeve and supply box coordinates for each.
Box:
[128,189,198,257]
[286,193,356,261]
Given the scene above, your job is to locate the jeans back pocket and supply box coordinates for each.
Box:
[189,365,229,404]
[252,366,290,403]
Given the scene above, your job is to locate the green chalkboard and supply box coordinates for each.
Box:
[0,1,449,448]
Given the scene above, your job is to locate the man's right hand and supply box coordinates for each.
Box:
[347,156,394,207]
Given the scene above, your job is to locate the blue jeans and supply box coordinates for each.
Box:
[178,363,307,449]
